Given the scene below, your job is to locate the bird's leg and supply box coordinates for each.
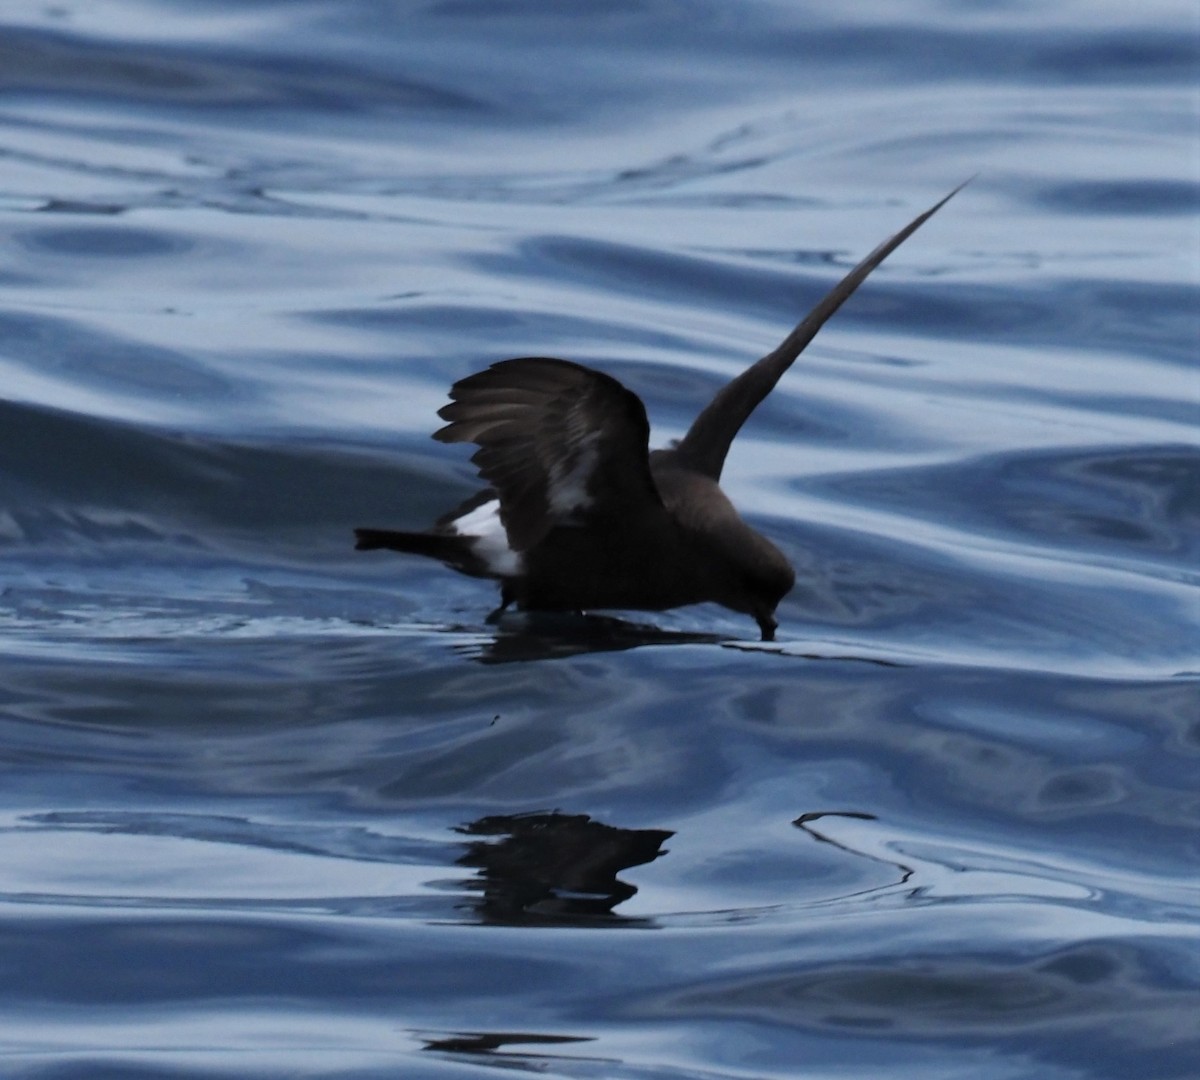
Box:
[755,610,778,642]
[486,587,514,624]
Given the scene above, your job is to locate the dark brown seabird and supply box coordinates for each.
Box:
[355,185,963,641]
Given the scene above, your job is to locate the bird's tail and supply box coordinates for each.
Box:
[355,527,494,578]
[354,527,471,562]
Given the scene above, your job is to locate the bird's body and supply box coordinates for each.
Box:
[356,186,963,640]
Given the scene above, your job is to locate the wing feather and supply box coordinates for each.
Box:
[673,181,968,480]
[434,357,662,550]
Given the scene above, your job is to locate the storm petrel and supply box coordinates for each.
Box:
[356,185,962,640]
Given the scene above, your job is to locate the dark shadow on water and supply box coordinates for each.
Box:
[727,641,908,668]
[458,611,725,663]
[453,811,673,927]
[457,610,910,667]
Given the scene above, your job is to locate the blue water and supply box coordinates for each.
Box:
[2,2,1198,1077]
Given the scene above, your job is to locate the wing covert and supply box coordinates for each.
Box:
[434,357,662,550]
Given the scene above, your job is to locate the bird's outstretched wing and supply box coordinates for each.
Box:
[672,181,968,480]
[434,356,663,550]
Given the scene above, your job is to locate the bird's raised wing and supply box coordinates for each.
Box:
[672,182,968,480]
[434,356,663,550]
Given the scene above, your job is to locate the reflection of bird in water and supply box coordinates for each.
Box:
[460,611,722,664]
[357,186,965,640]
[420,1030,595,1058]
[453,811,672,926]
[460,609,914,665]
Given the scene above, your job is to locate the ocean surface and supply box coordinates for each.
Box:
[2,2,1198,1077]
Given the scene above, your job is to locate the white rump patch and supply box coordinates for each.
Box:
[451,499,523,576]
[547,431,600,517]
